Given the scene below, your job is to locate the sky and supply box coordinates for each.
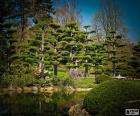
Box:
[75,0,140,43]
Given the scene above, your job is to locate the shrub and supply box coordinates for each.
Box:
[0,74,38,87]
[51,78,61,86]
[51,77,74,87]
[61,78,74,87]
[83,80,140,116]
[97,74,112,84]
[35,78,52,86]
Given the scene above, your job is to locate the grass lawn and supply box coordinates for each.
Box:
[57,70,97,88]
[73,78,97,88]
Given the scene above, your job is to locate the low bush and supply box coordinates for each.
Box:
[0,74,53,87]
[51,77,74,87]
[61,78,74,87]
[51,78,61,86]
[0,74,38,87]
[36,78,52,86]
[97,74,113,84]
[0,73,75,88]
[83,80,140,116]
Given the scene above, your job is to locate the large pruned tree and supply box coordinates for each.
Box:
[93,0,130,77]
[128,41,140,79]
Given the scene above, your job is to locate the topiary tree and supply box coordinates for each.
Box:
[82,25,95,77]
[129,41,140,79]
[87,42,107,83]
[105,31,126,77]
[59,22,83,70]
[47,23,62,78]
[115,39,133,77]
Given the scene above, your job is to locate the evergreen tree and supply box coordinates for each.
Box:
[47,23,61,78]
[115,39,133,77]
[60,22,81,69]
[129,42,140,78]
[87,41,107,83]
[7,0,54,77]
[0,22,17,75]
[105,31,124,77]
[0,0,17,75]
[82,25,95,77]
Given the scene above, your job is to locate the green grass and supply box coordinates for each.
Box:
[57,71,97,88]
[0,69,96,88]
[57,71,70,79]
[73,78,97,88]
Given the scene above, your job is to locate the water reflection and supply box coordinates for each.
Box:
[0,91,87,116]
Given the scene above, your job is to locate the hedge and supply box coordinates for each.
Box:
[83,80,140,116]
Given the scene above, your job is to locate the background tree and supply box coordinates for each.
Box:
[93,0,127,36]
[93,0,131,77]
[54,0,82,26]
[0,0,18,75]
[0,0,55,77]
[115,39,133,77]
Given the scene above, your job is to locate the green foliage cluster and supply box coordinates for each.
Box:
[116,63,135,77]
[128,42,140,78]
[83,80,140,116]
[96,74,113,84]
[0,74,37,87]
[0,73,74,88]
[51,77,74,87]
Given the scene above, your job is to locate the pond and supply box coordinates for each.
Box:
[0,91,87,116]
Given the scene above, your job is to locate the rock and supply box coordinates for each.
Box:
[43,86,60,93]
[69,104,90,116]
[16,87,22,93]
[32,86,38,91]
[44,87,54,93]
[76,88,92,92]
[39,87,44,92]
[23,87,32,93]
[53,86,60,92]
[64,86,75,94]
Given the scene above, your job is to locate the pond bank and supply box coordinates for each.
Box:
[0,86,93,94]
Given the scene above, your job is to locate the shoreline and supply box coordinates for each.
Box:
[0,86,93,94]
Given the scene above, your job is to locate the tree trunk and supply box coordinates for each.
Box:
[113,61,116,77]
[112,39,116,77]
[94,64,98,84]
[39,31,45,78]
[84,64,89,77]
[54,64,58,77]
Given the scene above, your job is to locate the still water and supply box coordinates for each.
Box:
[0,91,87,116]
